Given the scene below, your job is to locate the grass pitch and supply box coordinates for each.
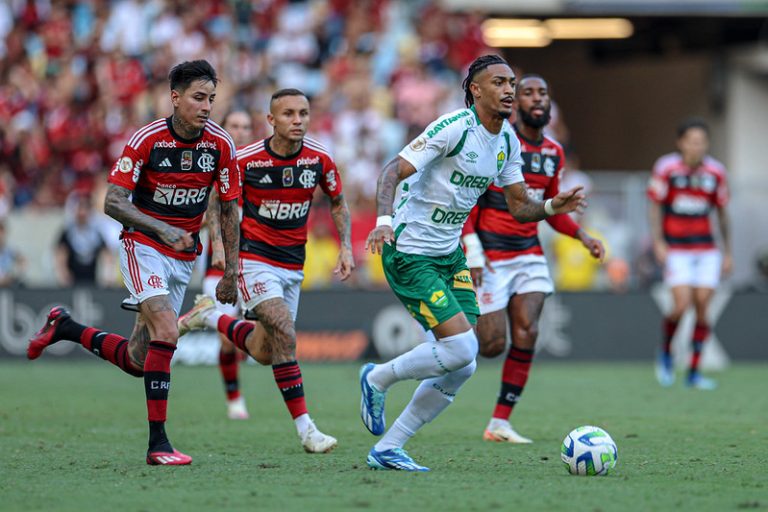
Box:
[1,361,766,511]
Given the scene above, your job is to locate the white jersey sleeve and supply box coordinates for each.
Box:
[399,110,473,172]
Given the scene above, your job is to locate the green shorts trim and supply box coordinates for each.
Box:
[382,242,479,330]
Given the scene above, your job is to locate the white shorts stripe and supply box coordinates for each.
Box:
[124,240,143,294]
[237,258,251,302]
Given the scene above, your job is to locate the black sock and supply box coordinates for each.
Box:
[148,421,172,453]
[56,316,88,343]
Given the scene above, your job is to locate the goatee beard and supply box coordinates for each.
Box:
[519,108,551,128]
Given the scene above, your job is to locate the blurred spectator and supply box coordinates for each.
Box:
[0,218,25,287]
[54,191,112,287]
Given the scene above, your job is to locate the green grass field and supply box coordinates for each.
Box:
[1,361,766,512]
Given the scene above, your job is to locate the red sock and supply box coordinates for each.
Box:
[492,347,534,420]
[219,350,240,401]
[80,327,143,377]
[662,317,678,356]
[689,322,709,374]
[272,361,307,419]
[217,315,254,354]
[144,341,175,423]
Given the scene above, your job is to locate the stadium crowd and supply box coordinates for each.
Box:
[0,0,656,291]
[0,0,502,288]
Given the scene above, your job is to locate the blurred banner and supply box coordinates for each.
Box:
[1,288,765,362]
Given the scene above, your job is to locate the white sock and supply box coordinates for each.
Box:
[375,360,476,451]
[205,309,224,329]
[368,329,477,391]
[488,417,510,431]
[294,413,312,438]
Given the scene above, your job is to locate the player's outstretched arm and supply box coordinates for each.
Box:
[330,194,355,281]
[205,188,226,270]
[502,183,586,223]
[215,197,240,305]
[104,183,193,252]
[365,157,417,255]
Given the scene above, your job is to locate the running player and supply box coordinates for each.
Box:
[648,118,731,390]
[177,89,353,453]
[360,55,586,471]
[461,75,605,444]
[203,110,253,420]
[27,60,241,465]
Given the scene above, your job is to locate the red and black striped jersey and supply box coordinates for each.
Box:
[467,129,579,261]
[108,117,240,261]
[647,153,728,250]
[237,136,342,269]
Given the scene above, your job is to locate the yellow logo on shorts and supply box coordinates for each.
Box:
[430,290,448,307]
[453,269,474,290]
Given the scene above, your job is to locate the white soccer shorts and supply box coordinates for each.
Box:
[237,258,304,320]
[119,239,194,315]
[476,255,554,315]
[202,274,242,317]
[664,249,722,289]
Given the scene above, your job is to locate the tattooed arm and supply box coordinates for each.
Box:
[214,197,240,305]
[104,183,193,251]
[205,188,226,270]
[330,193,355,280]
[365,157,417,255]
[503,182,587,224]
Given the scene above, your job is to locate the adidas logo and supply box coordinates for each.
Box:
[159,158,172,167]
[259,174,272,184]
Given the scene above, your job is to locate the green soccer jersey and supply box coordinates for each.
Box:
[395,106,524,256]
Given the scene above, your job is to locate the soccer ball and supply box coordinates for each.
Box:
[561,426,618,476]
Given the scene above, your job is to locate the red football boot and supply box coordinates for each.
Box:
[27,307,70,360]
[146,449,193,466]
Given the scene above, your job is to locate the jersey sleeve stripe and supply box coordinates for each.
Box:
[237,143,265,159]
[130,125,168,150]
[304,138,333,158]
[204,123,237,154]
[127,119,165,148]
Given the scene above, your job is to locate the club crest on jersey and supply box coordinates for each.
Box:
[299,168,316,188]
[497,151,505,171]
[197,152,215,173]
[283,168,294,187]
[181,151,193,171]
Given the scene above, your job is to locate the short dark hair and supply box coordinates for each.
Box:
[462,54,510,108]
[270,88,308,104]
[677,117,710,139]
[168,60,218,92]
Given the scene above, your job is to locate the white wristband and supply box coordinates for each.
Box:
[376,215,393,227]
[544,198,556,216]
[462,233,486,268]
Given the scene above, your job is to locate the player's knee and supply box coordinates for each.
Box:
[478,335,505,358]
[152,324,179,344]
[441,329,478,371]
[513,323,539,350]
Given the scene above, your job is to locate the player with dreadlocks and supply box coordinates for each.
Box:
[358,54,587,471]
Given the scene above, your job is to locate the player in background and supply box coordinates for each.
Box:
[361,55,586,471]
[461,75,605,444]
[648,118,731,390]
[203,110,253,420]
[27,60,241,465]
[177,89,354,453]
